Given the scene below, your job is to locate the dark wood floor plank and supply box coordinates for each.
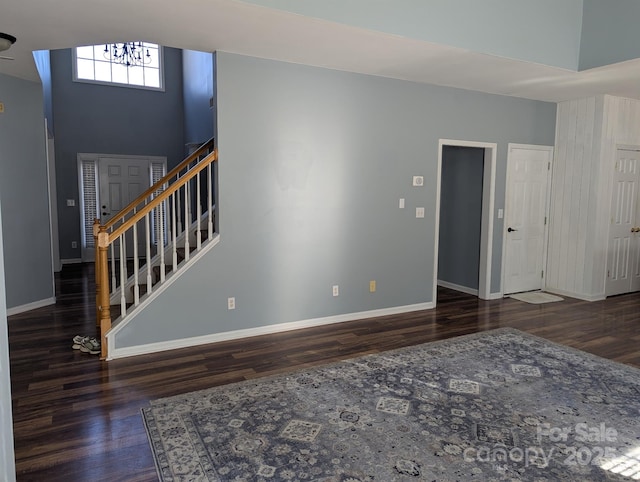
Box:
[8,263,640,480]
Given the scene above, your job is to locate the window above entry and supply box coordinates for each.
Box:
[73,42,164,91]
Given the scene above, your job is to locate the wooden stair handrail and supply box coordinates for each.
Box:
[103,137,214,230]
[102,149,217,246]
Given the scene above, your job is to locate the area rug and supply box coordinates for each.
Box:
[142,328,640,481]
[509,292,564,304]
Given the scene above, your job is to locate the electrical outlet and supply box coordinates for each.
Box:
[412,176,424,187]
[66,199,75,207]
[416,207,425,218]
[71,241,77,249]
[369,280,376,292]
[332,285,339,297]
[227,297,235,310]
[399,198,405,209]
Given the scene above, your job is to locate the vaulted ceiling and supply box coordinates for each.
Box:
[2,0,640,102]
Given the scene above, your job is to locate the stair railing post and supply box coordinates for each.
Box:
[97,226,111,359]
[93,219,100,328]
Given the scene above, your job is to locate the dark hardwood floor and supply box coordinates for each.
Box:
[8,264,640,481]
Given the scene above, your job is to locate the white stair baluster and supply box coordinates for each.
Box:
[207,163,213,239]
[133,214,139,305]
[145,213,152,294]
[183,182,190,260]
[159,201,165,283]
[120,233,126,317]
[172,191,177,271]
[196,171,202,249]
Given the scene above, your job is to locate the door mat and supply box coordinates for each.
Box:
[509,291,564,304]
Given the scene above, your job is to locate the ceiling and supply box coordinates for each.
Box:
[2,0,640,103]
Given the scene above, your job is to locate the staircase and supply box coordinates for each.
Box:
[94,139,218,359]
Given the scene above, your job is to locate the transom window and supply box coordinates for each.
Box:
[74,42,163,90]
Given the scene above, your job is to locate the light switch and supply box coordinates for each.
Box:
[498,208,504,219]
[67,199,76,207]
[416,207,425,218]
[399,198,405,209]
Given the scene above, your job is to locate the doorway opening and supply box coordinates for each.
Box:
[434,139,496,304]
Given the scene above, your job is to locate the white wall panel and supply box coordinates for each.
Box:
[549,95,640,299]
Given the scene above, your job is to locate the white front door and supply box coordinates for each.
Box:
[606,148,640,296]
[98,157,151,258]
[503,144,553,295]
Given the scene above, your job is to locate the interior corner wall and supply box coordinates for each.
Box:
[0,203,16,481]
[50,47,186,260]
[182,50,214,147]
[0,74,54,310]
[113,52,556,350]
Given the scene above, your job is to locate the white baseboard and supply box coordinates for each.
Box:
[61,258,83,265]
[437,280,478,296]
[485,292,504,300]
[7,297,56,316]
[544,287,605,302]
[107,301,435,360]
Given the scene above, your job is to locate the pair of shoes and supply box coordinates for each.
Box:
[72,335,100,355]
[80,337,101,355]
[72,335,86,350]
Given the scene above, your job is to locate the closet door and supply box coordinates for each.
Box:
[606,148,640,296]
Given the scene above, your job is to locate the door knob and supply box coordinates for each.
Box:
[507,227,517,232]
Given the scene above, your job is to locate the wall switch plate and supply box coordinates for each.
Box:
[227,297,236,310]
[399,198,405,209]
[498,208,504,219]
[412,176,424,187]
[369,280,376,292]
[332,285,339,297]
[66,199,75,207]
[71,241,77,249]
[416,207,425,218]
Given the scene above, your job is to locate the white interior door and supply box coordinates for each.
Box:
[98,157,151,258]
[503,144,553,295]
[606,148,640,296]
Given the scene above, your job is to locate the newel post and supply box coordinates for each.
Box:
[93,219,101,328]
[97,226,111,360]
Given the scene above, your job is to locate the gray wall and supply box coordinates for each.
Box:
[115,52,556,349]
[243,0,583,70]
[579,0,640,70]
[438,146,484,290]
[0,74,54,309]
[0,204,16,481]
[182,50,214,147]
[50,47,185,260]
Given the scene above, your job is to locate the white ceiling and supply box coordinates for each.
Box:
[2,0,640,103]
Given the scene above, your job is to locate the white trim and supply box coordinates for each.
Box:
[61,258,83,265]
[106,234,221,341]
[437,280,478,296]
[6,297,56,316]
[501,143,554,295]
[544,287,605,302]
[107,300,435,360]
[486,292,503,300]
[435,139,497,303]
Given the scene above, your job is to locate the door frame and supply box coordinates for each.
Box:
[434,139,497,302]
[501,143,554,295]
[77,153,167,262]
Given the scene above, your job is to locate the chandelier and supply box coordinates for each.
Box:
[103,42,152,67]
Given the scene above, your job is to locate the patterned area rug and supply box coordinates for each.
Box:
[142,328,640,481]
